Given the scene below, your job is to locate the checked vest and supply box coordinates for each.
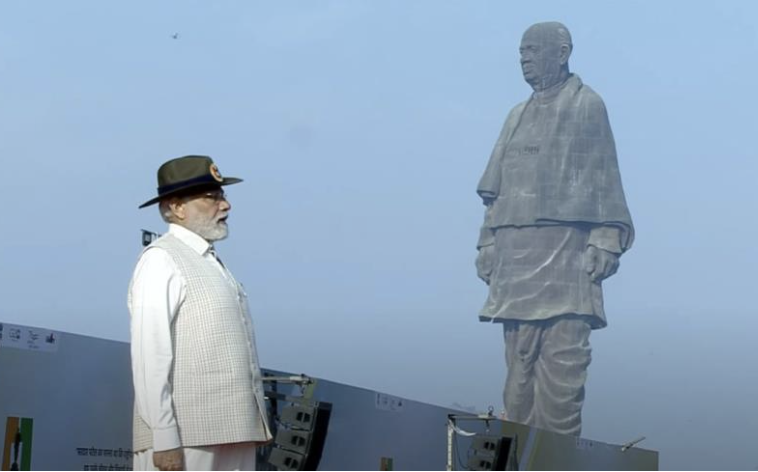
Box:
[131,234,271,451]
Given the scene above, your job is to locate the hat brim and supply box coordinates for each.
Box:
[138,177,242,209]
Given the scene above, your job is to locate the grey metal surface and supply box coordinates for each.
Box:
[0,323,134,471]
[0,323,657,470]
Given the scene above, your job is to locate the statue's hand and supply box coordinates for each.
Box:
[584,245,620,283]
[476,245,496,285]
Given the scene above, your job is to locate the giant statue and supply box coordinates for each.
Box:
[475,22,634,436]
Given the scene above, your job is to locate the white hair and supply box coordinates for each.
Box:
[159,200,175,223]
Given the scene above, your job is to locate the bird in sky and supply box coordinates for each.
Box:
[171,33,179,39]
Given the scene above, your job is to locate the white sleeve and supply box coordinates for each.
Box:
[129,248,185,452]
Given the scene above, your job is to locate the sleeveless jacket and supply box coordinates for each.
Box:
[131,233,272,451]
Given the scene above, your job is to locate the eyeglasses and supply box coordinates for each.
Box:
[199,190,227,203]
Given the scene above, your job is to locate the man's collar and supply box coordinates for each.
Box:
[168,223,211,256]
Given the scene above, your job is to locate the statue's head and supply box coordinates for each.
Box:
[519,22,573,91]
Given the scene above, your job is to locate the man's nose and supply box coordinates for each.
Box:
[219,198,231,212]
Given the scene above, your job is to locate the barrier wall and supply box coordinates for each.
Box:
[0,322,657,470]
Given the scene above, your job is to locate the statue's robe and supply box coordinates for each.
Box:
[477,74,634,329]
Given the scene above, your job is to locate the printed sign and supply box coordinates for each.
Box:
[0,324,59,353]
[75,446,134,471]
[575,437,595,451]
[375,393,404,412]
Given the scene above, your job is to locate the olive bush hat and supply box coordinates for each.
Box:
[139,155,242,208]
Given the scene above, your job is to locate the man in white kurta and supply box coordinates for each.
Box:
[129,155,272,471]
[475,23,634,436]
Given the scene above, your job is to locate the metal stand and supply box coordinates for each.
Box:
[446,408,500,471]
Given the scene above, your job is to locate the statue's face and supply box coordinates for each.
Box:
[519,27,563,90]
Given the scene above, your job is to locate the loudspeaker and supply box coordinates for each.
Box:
[268,448,305,471]
[268,401,332,471]
[275,429,311,456]
[467,434,516,471]
[280,404,319,430]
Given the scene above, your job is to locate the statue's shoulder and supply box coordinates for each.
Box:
[513,98,529,112]
[573,80,608,115]
[506,99,529,121]
[579,83,604,101]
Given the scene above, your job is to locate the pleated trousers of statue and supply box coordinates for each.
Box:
[502,316,592,436]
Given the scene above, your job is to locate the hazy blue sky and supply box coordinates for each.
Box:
[2,1,757,469]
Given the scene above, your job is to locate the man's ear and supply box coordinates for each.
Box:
[168,198,186,221]
[559,44,572,65]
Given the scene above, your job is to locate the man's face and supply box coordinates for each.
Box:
[519,27,563,90]
[178,188,231,242]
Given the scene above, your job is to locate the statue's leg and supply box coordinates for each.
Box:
[532,316,592,436]
[502,321,540,426]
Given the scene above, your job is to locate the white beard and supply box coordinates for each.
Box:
[185,216,229,242]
